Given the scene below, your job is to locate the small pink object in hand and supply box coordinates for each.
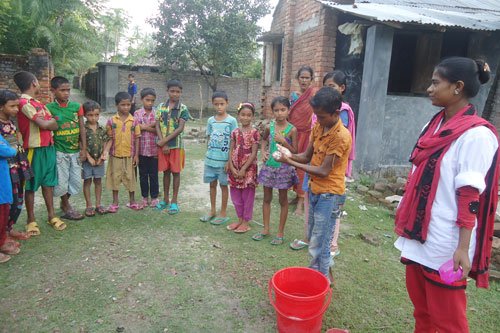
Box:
[438,259,463,285]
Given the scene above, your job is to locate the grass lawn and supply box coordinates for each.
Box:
[1,120,499,332]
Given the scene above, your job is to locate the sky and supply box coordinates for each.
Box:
[106,0,279,39]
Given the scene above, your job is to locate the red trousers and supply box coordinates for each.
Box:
[406,263,469,333]
[0,203,9,247]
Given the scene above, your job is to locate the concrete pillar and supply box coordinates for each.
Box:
[355,25,394,172]
[97,62,120,112]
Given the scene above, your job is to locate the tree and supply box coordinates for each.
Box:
[125,26,155,65]
[99,8,129,62]
[152,0,269,92]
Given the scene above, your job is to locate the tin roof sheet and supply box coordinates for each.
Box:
[320,1,500,31]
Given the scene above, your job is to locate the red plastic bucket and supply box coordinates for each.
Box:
[269,267,332,333]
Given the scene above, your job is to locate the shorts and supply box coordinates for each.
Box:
[106,156,136,192]
[158,148,185,173]
[54,151,82,197]
[25,145,58,191]
[203,164,228,186]
[82,160,105,180]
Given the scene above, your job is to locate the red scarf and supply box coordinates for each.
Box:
[395,104,499,288]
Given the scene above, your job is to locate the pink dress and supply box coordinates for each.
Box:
[228,128,260,188]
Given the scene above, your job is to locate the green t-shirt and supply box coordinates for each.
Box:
[155,101,190,149]
[46,101,82,153]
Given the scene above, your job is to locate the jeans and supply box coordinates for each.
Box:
[307,192,344,279]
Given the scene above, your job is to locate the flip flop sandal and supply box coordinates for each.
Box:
[96,206,107,215]
[252,232,269,241]
[270,236,284,245]
[290,239,309,250]
[200,214,215,223]
[210,217,230,225]
[107,204,119,213]
[61,210,84,221]
[150,199,160,208]
[85,207,96,217]
[234,225,251,234]
[167,203,179,215]
[8,231,30,240]
[126,203,144,211]
[0,253,11,263]
[155,200,168,210]
[25,222,40,236]
[226,223,241,231]
[0,244,20,255]
[47,217,66,231]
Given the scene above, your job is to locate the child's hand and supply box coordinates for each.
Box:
[224,163,229,173]
[133,155,139,167]
[162,146,170,154]
[101,151,109,161]
[277,144,292,158]
[237,169,246,179]
[274,132,286,145]
[87,156,96,166]
[79,150,87,162]
[262,151,269,162]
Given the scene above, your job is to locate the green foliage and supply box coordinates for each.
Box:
[152,0,269,91]
[124,26,155,66]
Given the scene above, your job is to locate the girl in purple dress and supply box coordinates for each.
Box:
[253,96,298,245]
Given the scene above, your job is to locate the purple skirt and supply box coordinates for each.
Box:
[258,163,298,190]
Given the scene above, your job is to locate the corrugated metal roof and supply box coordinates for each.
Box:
[320,1,500,31]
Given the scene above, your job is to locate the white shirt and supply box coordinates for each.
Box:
[394,125,498,270]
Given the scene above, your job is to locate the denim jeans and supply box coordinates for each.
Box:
[307,192,345,279]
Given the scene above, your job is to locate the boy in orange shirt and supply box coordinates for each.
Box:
[275,87,351,280]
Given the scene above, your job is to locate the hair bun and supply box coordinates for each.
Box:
[475,59,490,84]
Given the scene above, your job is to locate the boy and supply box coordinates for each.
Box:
[106,92,142,212]
[199,91,238,224]
[46,76,86,220]
[82,100,111,216]
[13,71,65,234]
[134,88,159,208]
[275,87,351,280]
[155,80,190,214]
[127,74,138,115]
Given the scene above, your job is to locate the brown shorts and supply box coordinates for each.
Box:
[106,156,136,192]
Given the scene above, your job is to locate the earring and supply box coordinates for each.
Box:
[454,89,459,95]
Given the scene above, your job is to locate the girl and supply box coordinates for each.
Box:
[253,96,298,245]
[288,65,318,215]
[0,89,33,241]
[395,57,498,331]
[226,103,260,234]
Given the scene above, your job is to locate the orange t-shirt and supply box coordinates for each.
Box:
[309,120,352,195]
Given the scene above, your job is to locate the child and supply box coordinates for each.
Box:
[128,73,138,115]
[135,88,159,208]
[200,91,238,225]
[253,96,298,245]
[82,101,111,216]
[0,90,33,243]
[155,80,190,214]
[46,76,86,221]
[275,87,351,280]
[13,71,64,233]
[0,133,17,262]
[106,92,142,212]
[226,102,260,233]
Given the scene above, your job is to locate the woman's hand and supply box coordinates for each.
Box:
[453,248,471,280]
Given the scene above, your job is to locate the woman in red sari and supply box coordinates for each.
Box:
[288,65,318,215]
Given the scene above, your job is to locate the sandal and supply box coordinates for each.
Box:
[47,217,66,231]
[234,225,251,234]
[252,232,269,241]
[271,236,284,245]
[210,216,230,225]
[0,243,21,255]
[290,239,309,250]
[0,253,11,263]
[60,210,84,221]
[96,206,107,215]
[85,207,95,217]
[167,203,179,215]
[150,198,160,208]
[107,204,119,213]
[200,214,215,223]
[226,223,241,231]
[25,222,40,236]
[156,200,168,210]
[126,202,144,211]
[8,230,30,240]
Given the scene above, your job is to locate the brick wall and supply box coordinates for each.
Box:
[261,0,338,117]
[0,48,53,103]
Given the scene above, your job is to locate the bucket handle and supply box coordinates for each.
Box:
[268,280,333,322]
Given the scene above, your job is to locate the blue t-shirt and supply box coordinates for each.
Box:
[205,115,238,168]
[128,82,137,97]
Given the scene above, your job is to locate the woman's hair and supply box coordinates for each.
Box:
[296,65,314,79]
[323,70,347,94]
[271,96,290,110]
[237,102,255,115]
[435,57,490,98]
[83,100,101,114]
[0,89,19,107]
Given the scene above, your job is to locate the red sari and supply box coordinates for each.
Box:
[288,86,318,196]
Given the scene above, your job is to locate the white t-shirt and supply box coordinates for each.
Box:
[394,125,498,270]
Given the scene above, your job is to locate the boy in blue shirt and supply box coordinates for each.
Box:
[200,91,238,225]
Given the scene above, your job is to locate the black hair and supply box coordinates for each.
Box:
[128,73,135,78]
[212,91,228,101]
[140,88,156,99]
[310,87,342,114]
[435,57,490,98]
[115,91,131,105]
[323,70,347,94]
[0,89,19,106]
[167,79,182,90]
[271,96,291,110]
[50,76,70,89]
[13,71,37,92]
[237,102,255,115]
[296,65,314,79]
[83,100,101,114]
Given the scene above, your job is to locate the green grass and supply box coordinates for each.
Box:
[1,130,499,332]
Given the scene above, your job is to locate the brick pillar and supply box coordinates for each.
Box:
[28,48,53,104]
